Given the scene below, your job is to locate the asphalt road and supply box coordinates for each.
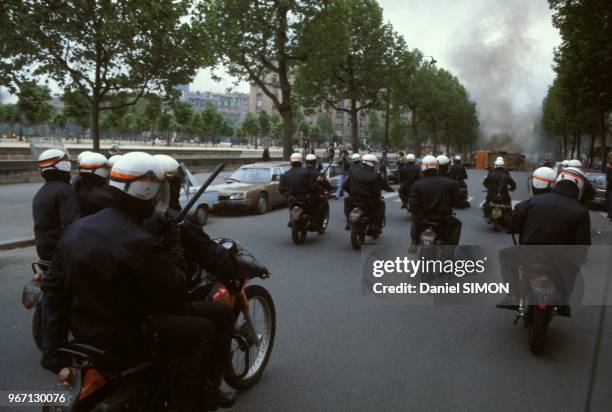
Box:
[1,170,611,411]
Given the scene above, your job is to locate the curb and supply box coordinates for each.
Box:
[0,238,35,251]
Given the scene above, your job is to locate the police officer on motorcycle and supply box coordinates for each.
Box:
[51,152,218,412]
[279,153,321,228]
[33,149,81,373]
[398,153,420,210]
[449,155,470,208]
[499,166,591,311]
[566,159,595,206]
[305,153,332,229]
[437,154,451,177]
[408,155,462,251]
[73,152,112,217]
[482,157,516,218]
[342,154,394,236]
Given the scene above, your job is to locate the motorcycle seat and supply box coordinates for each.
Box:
[58,343,124,374]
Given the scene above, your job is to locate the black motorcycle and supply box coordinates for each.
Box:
[497,236,569,355]
[349,202,385,250]
[289,196,330,245]
[44,239,275,411]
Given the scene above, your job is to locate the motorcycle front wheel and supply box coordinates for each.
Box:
[225,285,276,390]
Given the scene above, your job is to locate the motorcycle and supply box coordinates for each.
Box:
[45,238,275,411]
[497,235,569,355]
[21,260,49,351]
[454,181,470,209]
[348,202,385,250]
[289,193,330,245]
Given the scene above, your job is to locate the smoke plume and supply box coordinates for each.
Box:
[448,0,556,152]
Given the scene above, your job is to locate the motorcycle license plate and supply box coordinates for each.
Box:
[22,281,41,309]
[491,207,502,219]
[420,234,435,246]
[350,211,362,223]
[290,207,303,221]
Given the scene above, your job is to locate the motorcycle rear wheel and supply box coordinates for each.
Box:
[225,285,276,390]
[350,223,364,250]
[33,304,42,351]
[528,307,549,355]
[291,222,307,245]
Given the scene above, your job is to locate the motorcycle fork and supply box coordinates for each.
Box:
[238,291,258,343]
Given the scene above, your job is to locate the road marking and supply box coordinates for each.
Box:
[467,196,473,202]
[478,200,521,208]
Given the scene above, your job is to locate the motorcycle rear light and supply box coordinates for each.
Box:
[538,304,547,310]
[59,367,76,387]
[78,369,106,400]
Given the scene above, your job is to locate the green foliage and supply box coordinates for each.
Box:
[4,0,208,149]
[315,112,334,139]
[172,101,194,133]
[61,89,90,129]
[16,81,54,126]
[366,112,385,144]
[295,0,402,151]
[258,111,271,137]
[241,112,260,138]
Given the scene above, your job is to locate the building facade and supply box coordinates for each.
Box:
[179,85,249,126]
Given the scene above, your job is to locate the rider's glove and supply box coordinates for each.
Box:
[236,258,270,279]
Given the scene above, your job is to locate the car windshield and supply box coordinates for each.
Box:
[229,167,271,183]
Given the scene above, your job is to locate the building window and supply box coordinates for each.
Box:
[256,100,262,108]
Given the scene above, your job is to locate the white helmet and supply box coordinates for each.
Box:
[305,154,317,162]
[556,166,585,193]
[436,155,450,166]
[532,167,557,191]
[351,153,361,161]
[454,155,462,162]
[153,154,181,177]
[109,152,166,201]
[362,154,378,168]
[37,149,71,173]
[79,152,109,178]
[108,154,122,167]
[561,160,570,167]
[405,153,416,163]
[567,159,583,168]
[494,157,505,167]
[421,155,438,171]
[290,152,303,163]
[77,150,93,164]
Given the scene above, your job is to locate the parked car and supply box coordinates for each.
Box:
[585,172,607,209]
[178,167,219,226]
[210,161,291,214]
[322,163,341,188]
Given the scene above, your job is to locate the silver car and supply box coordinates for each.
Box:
[179,167,219,225]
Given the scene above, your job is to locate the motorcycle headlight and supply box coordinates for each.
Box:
[229,193,244,200]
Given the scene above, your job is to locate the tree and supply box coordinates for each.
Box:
[16,81,54,133]
[295,0,400,151]
[241,112,260,146]
[172,101,194,140]
[316,112,334,141]
[143,94,163,140]
[157,110,173,142]
[366,112,384,144]
[61,89,90,141]
[258,111,271,140]
[5,1,208,151]
[199,0,328,159]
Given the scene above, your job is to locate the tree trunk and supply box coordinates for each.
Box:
[601,116,608,169]
[562,133,568,158]
[279,108,293,160]
[351,99,359,152]
[411,108,418,153]
[570,132,576,159]
[463,141,467,163]
[576,130,581,160]
[91,97,100,152]
[588,134,595,168]
[431,118,437,154]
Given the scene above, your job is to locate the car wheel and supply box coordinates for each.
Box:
[195,205,209,226]
[256,193,269,214]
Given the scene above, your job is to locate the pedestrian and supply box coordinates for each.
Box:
[262,147,271,161]
[336,150,350,199]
